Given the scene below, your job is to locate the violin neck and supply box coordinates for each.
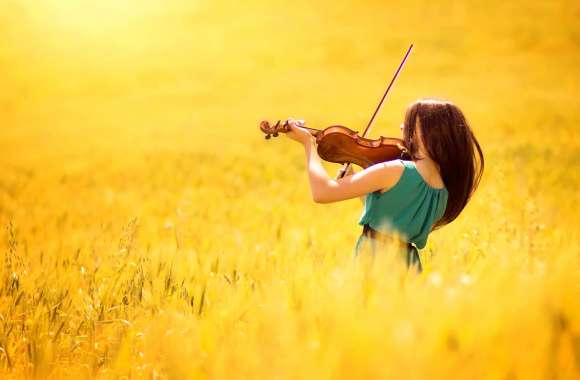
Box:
[302,126,321,137]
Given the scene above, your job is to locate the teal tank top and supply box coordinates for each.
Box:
[357,159,448,250]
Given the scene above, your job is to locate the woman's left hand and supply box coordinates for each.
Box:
[284,118,314,145]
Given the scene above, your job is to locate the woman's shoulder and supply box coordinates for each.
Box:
[397,159,447,191]
[374,158,406,168]
[373,159,407,194]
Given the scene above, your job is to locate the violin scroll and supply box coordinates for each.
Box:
[260,119,315,140]
[260,120,289,140]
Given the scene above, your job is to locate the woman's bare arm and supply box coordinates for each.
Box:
[337,166,365,204]
[303,137,404,204]
[282,118,404,203]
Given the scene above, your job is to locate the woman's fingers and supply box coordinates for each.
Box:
[286,118,304,127]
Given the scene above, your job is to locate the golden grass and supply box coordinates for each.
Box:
[0,0,579,378]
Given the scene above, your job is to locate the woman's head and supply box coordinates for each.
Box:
[401,98,484,229]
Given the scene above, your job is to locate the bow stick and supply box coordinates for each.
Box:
[337,43,414,179]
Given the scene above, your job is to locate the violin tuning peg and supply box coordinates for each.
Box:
[265,134,271,140]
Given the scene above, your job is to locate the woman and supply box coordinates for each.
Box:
[284,98,484,273]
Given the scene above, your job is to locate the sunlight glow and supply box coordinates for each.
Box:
[40,0,162,33]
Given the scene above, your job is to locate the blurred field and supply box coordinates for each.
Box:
[1,0,579,378]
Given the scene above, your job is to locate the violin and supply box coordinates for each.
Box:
[259,43,414,177]
[259,120,408,169]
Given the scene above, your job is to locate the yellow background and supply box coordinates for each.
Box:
[0,0,579,378]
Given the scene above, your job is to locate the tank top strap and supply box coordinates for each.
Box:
[399,159,416,170]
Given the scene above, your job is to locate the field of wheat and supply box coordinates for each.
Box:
[1,0,579,378]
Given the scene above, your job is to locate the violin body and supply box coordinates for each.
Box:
[259,120,408,168]
[314,125,408,168]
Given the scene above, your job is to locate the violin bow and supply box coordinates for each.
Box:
[338,43,414,179]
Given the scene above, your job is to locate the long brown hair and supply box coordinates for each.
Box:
[402,98,484,229]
